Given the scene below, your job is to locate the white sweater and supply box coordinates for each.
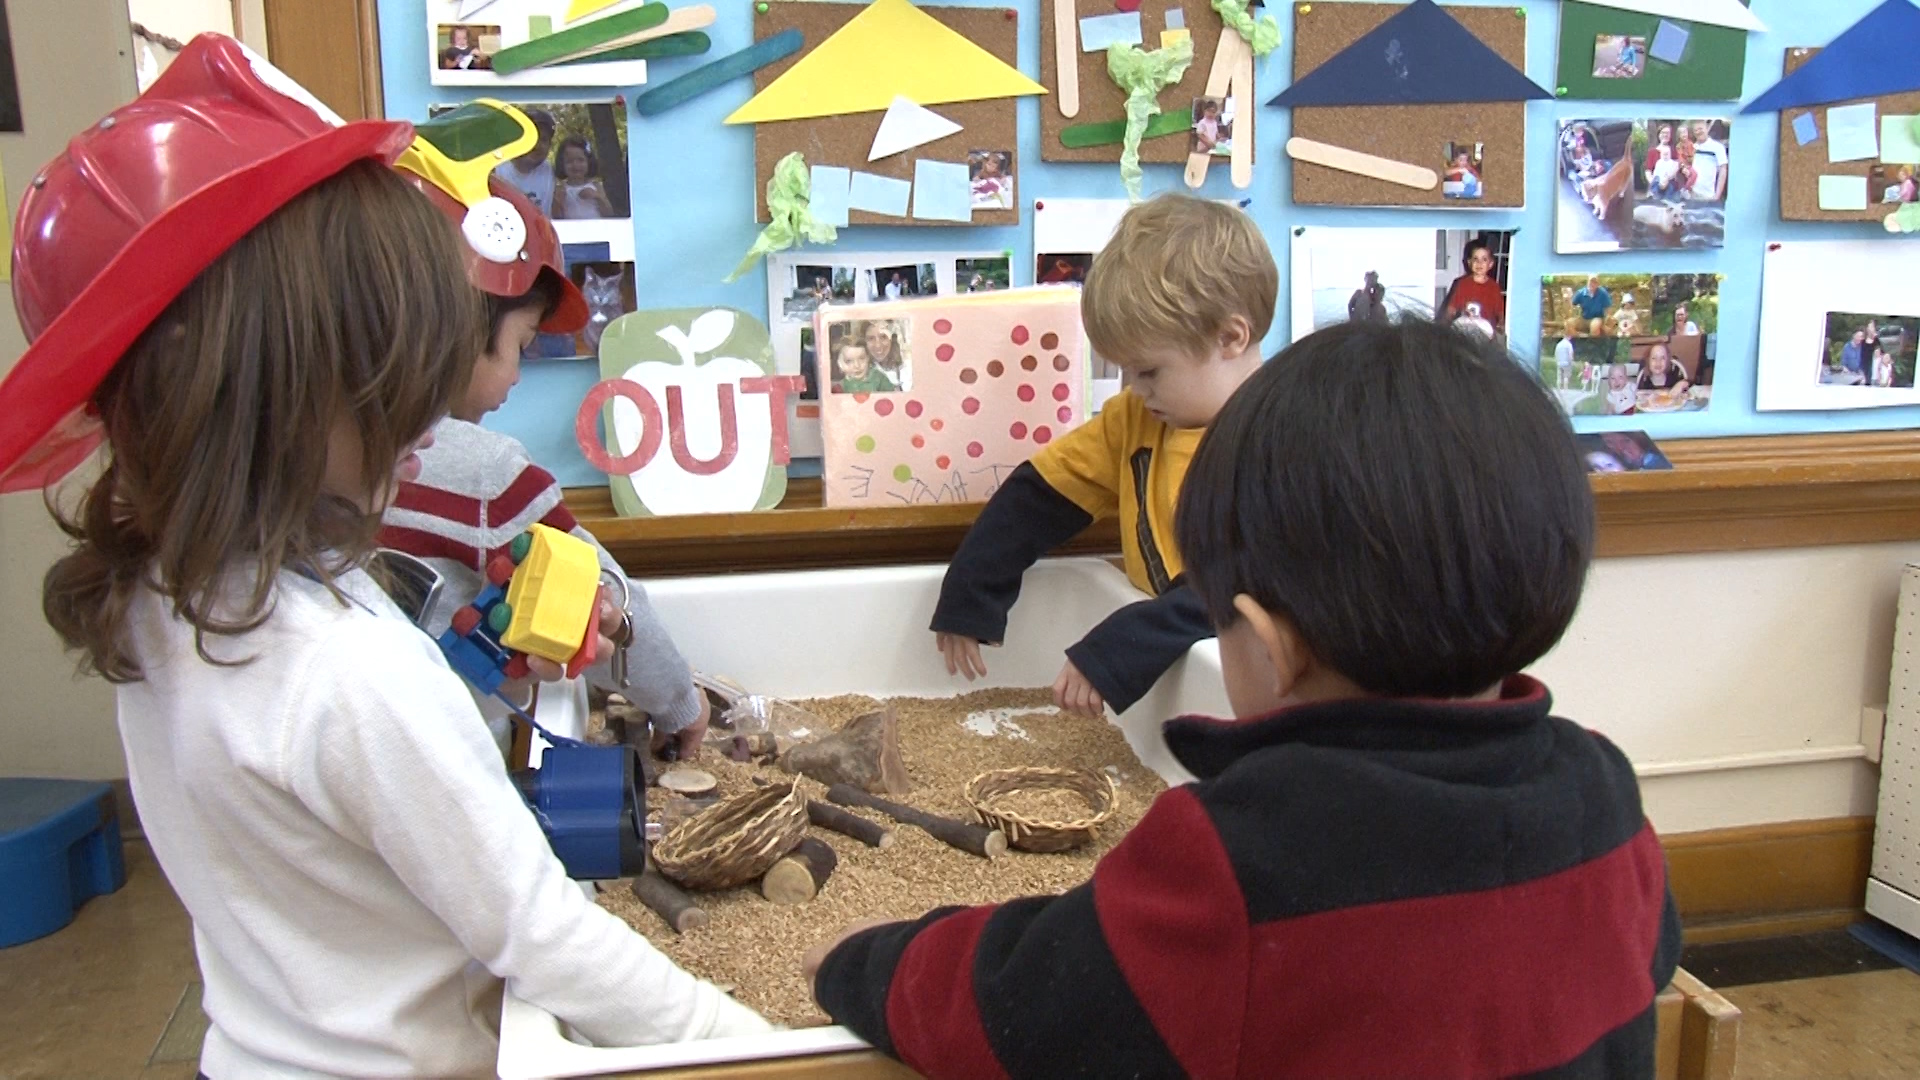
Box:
[117,565,768,1079]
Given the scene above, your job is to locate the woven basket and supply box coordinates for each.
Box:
[652,781,807,890]
[964,767,1118,853]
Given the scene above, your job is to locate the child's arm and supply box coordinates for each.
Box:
[1061,577,1214,715]
[930,410,1126,646]
[291,622,768,1045]
[810,788,1212,1075]
[579,531,703,740]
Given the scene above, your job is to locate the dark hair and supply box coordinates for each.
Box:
[1462,238,1491,262]
[556,135,598,178]
[483,270,563,345]
[45,162,484,681]
[1174,317,1595,698]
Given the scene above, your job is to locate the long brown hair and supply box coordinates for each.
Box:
[43,161,486,681]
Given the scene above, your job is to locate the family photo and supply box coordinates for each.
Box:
[487,102,632,222]
[1539,273,1720,415]
[869,263,937,302]
[1557,118,1728,253]
[825,317,913,394]
[957,257,1011,294]
[782,265,857,321]
[1818,313,1919,388]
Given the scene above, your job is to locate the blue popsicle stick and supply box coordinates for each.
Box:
[633,28,804,118]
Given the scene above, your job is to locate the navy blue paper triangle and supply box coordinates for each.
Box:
[1269,0,1552,108]
[1743,0,1920,113]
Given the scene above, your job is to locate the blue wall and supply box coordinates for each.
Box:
[378,0,1917,486]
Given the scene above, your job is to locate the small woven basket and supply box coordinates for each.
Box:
[964,767,1118,853]
[652,781,807,890]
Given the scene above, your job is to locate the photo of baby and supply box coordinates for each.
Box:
[1442,142,1484,200]
[437,24,496,70]
[1819,313,1920,388]
[969,150,1014,210]
[826,317,912,394]
[1593,34,1645,79]
[486,102,631,226]
[1191,96,1234,158]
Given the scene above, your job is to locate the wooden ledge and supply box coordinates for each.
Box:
[573,431,1920,576]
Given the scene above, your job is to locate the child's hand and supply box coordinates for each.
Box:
[802,917,896,1006]
[1053,660,1106,717]
[503,596,622,690]
[651,686,710,761]
[937,632,987,681]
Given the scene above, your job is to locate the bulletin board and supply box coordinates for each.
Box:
[1037,0,1233,164]
[747,1,1022,227]
[1288,2,1525,208]
[1553,2,1749,102]
[1774,47,1920,224]
[368,0,1920,491]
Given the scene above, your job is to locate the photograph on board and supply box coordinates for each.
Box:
[437,24,497,70]
[1591,34,1645,80]
[1539,273,1720,415]
[968,151,1014,210]
[1191,96,1234,158]
[1442,141,1484,200]
[869,263,937,302]
[783,265,857,321]
[1818,314,1920,388]
[1292,228,1513,342]
[1036,253,1093,285]
[1557,118,1728,254]
[570,261,637,359]
[957,256,1012,293]
[1576,432,1672,473]
[824,317,912,394]
[465,101,634,257]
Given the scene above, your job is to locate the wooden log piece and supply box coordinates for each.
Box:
[761,836,839,904]
[807,798,895,849]
[780,709,912,795]
[632,868,708,932]
[826,783,1007,859]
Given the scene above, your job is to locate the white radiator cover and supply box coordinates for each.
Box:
[1868,565,1920,938]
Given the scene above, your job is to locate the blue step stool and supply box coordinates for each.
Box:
[0,779,127,948]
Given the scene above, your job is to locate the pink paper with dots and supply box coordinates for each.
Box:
[814,288,1088,507]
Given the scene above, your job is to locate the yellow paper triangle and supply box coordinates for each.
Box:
[725,0,1046,125]
[566,0,620,24]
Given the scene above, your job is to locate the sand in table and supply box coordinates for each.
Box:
[596,687,1168,1028]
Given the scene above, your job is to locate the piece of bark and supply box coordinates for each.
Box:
[632,868,708,932]
[779,709,911,795]
[807,799,894,849]
[761,837,839,904]
[825,783,1006,859]
[659,768,717,796]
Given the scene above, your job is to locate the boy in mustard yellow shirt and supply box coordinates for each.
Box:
[932,194,1277,716]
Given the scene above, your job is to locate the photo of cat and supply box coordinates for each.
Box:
[570,261,638,357]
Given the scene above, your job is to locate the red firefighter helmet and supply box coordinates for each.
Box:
[393,104,586,336]
[0,34,414,494]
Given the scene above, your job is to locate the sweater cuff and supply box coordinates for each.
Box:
[647,684,705,734]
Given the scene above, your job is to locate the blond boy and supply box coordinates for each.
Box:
[933,194,1277,716]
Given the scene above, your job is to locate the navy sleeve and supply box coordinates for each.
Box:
[1064,577,1214,713]
[930,463,1094,644]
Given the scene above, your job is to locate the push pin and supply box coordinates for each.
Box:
[756,2,768,11]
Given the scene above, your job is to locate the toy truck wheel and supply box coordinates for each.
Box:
[503,654,531,680]
[488,602,514,635]
[487,554,516,586]
[451,606,483,637]
[509,532,534,563]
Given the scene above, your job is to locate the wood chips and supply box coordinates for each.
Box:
[595,688,1167,1028]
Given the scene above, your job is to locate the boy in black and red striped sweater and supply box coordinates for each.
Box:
[807,317,1682,1079]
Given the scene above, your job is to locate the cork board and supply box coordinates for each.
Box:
[749,2,1020,227]
[1775,48,1920,224]
[1290,3,1526,208]
[1040,0,1246,164]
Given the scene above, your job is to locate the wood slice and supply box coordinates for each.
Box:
[659,768,718,796]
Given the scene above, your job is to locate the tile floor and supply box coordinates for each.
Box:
[1,841,1917,1078]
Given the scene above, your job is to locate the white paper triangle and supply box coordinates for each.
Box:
[868,96,965,162]
[456,0,503,19]
[1581,0,1765,33]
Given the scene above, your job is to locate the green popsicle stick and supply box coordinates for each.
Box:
[491,4,669,74]
[1059,111,1194,149]
[632,29,803,118]
[554,30,712,65]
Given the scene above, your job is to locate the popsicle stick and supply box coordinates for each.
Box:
[555,30,710,66]
[1059,110,1192,148]
[1184,28,1247,189]
[1284,137,1438,190]
[491,3,668,74]
[568,5,716,65]
[1054,0,1080,118]
[1228,38,1253,190]
[632,28,801,117]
